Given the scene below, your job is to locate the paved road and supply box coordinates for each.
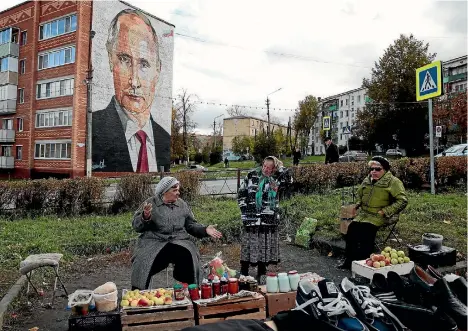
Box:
[104,178,238,200]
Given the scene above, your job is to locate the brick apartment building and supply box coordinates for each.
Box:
[0,0,174,179]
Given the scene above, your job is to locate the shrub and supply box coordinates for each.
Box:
[112,174,154,213]
[174,171,202,201]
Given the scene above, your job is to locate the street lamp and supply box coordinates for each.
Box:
[213,114,224,149]
[266,88,282,136]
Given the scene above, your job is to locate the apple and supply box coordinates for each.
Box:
[391,253,399,259]
[373,261,381,268]
[371,254,379,262]
[366,259,373,267]
[148,300,154,306]
[384,252,390,258]
[121,299,129,307]
[384,257,391,266]
[398,257,404,264]
[379,261,386,267]
[130,300,138,307]
[403,257,410,263]
[381,251,387,256]
[384,246,392,253]
[391,258,398,265]
[164,296,173,305]
[138,298,150,307]
[154,297,165,305]
[397,251,405,257]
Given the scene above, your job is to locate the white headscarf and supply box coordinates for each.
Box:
[155,177,180,196]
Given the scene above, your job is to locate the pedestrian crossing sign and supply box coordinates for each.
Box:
[416,61,442,101]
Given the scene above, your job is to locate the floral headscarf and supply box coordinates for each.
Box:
[255,156,283,210]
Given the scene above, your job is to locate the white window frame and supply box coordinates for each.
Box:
[38,45,75,70]
[16,145,22,160]
[39,14,77,41]
[20,31,27,45]
[18,88,24,104]
[35,108,73,128]
[34,140,72,160]
[1,145,13,157]
[2,118,13,130]
[19,59,25,74]
[17,118,23,132]
[36,77,74,100]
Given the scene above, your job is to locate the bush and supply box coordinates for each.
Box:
[112,174,154,213]
[210,151,222,165]
[173,171,202,201]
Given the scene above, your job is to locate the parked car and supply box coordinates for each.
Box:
[339,150,368,162]
[187,164,208,172]
[386,149,403,157]
[435,143,468,158]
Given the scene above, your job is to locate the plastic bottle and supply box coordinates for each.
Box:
[266,272,279,293]
[288,270,300,291]
[278,272,291,292]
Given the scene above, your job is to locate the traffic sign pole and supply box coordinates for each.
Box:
[428,99,435,195]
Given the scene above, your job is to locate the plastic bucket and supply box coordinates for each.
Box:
[93,289,117,312]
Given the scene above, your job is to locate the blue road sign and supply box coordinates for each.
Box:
[416,61,442,101]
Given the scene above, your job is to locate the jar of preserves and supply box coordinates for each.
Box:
[220,277,228,294]
[173,284,185,301]
[266,272,279,293]
[248,279,258,292]
[228,278,239,294]
[212,279,221,296]
[288,270,300,291]
[188,284,200,301]
[201,283,212,299]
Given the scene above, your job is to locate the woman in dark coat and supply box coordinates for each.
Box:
[237,156,292,281]
[131,177,222,290]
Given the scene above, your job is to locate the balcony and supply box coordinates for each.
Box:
[0,42,19,58]
[0,70,18,85]
[0,99,16,114]
[0,129,15,143]
[443,73,467,83]
[0,156,14,169]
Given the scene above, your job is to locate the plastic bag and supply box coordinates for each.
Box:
[295,218,318,248]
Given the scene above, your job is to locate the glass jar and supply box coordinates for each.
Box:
[278,272,291,292]
[188,284,200,301]
[288,270,300,291]
[212,280,221,296]
[228,278,239,294]
[173,284,185,301]
[201,283,212,299]
[266,272,279,293]
[248,280,258,292]
[220,277,228,294]
[182,283,189,298]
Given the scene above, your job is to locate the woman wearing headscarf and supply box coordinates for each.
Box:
[237,156,293,282]
[338,156,408,269]
[131,177,222,290]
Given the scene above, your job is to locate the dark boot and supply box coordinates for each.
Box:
[432,278,467,331]
[449,276,467,306]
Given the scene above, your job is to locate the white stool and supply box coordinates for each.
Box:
[19,253,68,305]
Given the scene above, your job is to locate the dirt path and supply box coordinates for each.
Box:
[4,243,350,331]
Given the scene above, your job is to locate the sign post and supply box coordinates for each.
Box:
[416,60,443,195]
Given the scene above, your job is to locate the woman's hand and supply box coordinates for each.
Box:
[378,210,385,216]
[206,225,222,239]
[143,202,152,220]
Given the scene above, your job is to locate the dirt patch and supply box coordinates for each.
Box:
[3,243,349,331]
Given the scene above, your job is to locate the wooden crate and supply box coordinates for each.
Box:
[258,286,296,317]
[194,293,266,325]
[121,302,195,331]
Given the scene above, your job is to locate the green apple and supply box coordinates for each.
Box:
[398,257,404,264]
[384,246,392,252]
[379,261,386,267]
[384,252,390,258]
[391,253,399,259]
[381,251,387,256]
[391,258,398,265]
[403,257,410,263]
[390,249,397,254]
[397,251,405,257]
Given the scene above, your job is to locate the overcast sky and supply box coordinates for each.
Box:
[1,0,467,134]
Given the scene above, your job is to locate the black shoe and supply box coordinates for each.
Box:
[428,266,468,306]
[337,260,352,270]
[341,277,407,331]
[387,271,421,305]
[432,278,467,331]
[370,274,399,303]
[294,278,368,330]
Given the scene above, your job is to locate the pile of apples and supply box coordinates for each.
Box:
[121,288,173,308]
[365,246,410,268]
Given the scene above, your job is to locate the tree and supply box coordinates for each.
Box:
[232,136,254,156]
[170,107,184,161]
[293,95,319,151]
[175,89,197,162]
[357,34,436,156]
[273,128,288,156]
[433,91,467,145]
[226,105,249,117]
[253,131,277,163]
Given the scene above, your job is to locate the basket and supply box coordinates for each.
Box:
[68,310,121,331]
[93,289,118,312]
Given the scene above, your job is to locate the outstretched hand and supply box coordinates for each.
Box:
[143,202,152,220]
[206,224,222,239]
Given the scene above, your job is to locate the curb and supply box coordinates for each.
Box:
[0,275,27,329]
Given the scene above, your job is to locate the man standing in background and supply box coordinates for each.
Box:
[324,137,339,164]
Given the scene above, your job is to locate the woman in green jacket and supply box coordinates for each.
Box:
[338,156,408,269]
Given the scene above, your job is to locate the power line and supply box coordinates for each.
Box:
[175,32,372,69]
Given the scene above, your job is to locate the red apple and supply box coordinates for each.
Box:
[385,258,391,266]
[371,254,380,262]
[138,298,150,307]
[366,259,373,267]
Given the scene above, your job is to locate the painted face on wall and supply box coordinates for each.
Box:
[109,14,160,119]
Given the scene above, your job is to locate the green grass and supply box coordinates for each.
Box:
[1,191,465,271]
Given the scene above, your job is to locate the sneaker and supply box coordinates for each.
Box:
[341,277,407,331]
[370,274,399,303]
[294,278,368,330]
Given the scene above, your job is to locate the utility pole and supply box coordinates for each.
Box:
[85,30,95,178]
[266,97,271,137]
[213,114,224,150]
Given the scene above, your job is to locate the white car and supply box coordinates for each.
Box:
[386,149,403,157]
[435,144,468,157]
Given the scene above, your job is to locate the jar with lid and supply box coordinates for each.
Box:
[228,278,239,294]
[201,283,212,299]
[278,273,291,292]
[188,284,200,301]
[248,279,258,292]
[182,283,189,298]
[173,284,185,301]
[288,270,300,291]
[220,277,228,294]
[212,278,221,296]
[266,272,279,293]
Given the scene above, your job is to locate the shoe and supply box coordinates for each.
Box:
[432,278,467,331]
[272,309,336,331]
[387,271,421,305]
[370,274,399,303]
[426,265,443,279]
[409,265,437,292]
[294,278,368,330]
[341,277,407,331]
[427,266,467,305]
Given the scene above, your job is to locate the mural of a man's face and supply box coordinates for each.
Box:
[109,14,160,118]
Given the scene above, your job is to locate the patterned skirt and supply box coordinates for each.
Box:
[240,225,280,265]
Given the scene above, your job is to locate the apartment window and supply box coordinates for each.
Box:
[340,134,343,141]
[346,110,349,117]
[17,118,23,132]
[0,29,11,44]
[346,121,348,127]
[2,146,12,157]
[36,109,72,128]
[20,31,27,45]
[357,95,361,103]
[39,14,77,40]
[34,141,71,159]
[16,146,22,160]
[18,88,24,104]
[36,78,74,99]
[340,122,343,128]
[0,57,8,72]
[340,111,343,118]
[345,99,348,105]
[352,113,355,118]
[351,95,354,100]
[2,119,13,129]
[38,46,75,70]
[340,100,343,107]
[19,59,25,74]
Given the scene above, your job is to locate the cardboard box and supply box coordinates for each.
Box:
[259,286,296,317]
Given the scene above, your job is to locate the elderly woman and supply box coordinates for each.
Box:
[237,156,292,281]
[338,156,408,270]
[131,177,222,290]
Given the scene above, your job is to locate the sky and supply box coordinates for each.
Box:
[1,0,467,134]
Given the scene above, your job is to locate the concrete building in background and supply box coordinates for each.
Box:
[0,0,174,179]
[309,87,368,155]
[442,55,467,93]
[223,115,289,152]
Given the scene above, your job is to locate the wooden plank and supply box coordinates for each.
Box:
[122,304,193,315]
[197,300,265,316]
[121,309,194,325]
[200,293,264,306]
[226,311,266,320]
[122,319,195,331]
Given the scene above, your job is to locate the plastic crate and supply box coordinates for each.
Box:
[68,310,121,331]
